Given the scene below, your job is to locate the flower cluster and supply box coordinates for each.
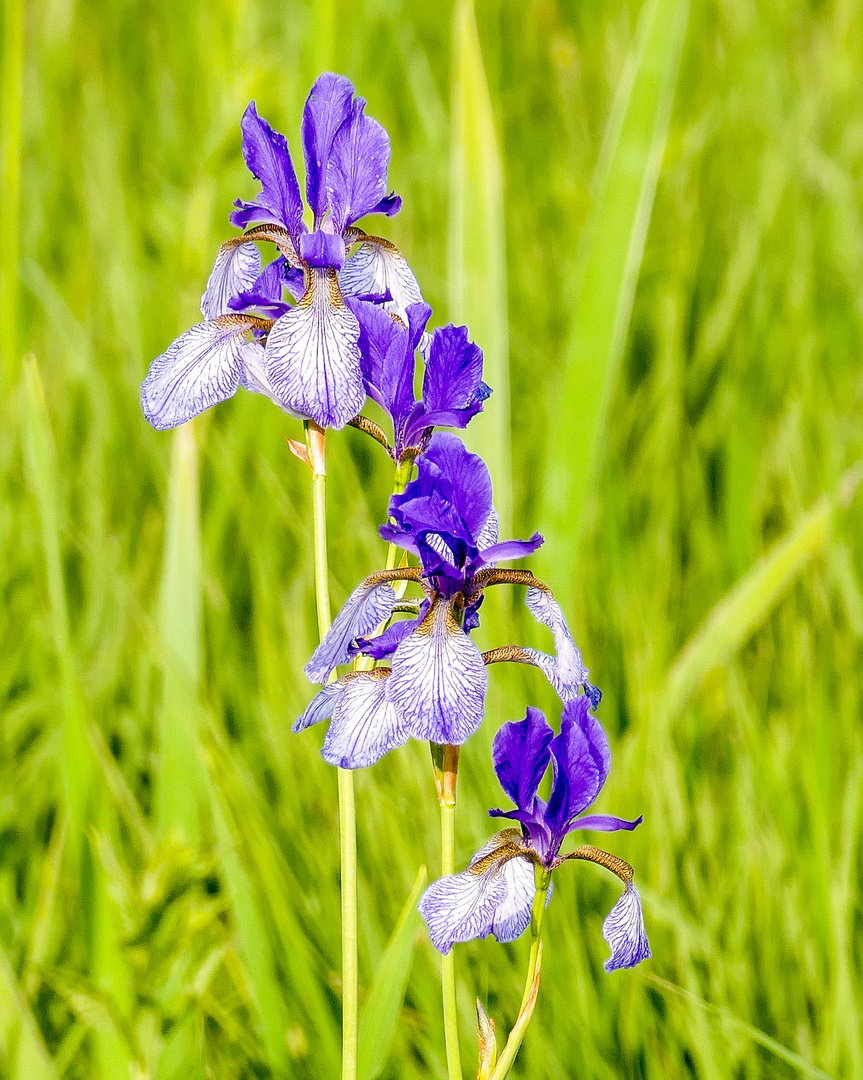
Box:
[141,72,650,1072]
[419,699,650,969]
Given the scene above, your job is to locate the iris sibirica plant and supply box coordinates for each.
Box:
[141,73,650,1080]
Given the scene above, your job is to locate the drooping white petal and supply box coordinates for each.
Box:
[305,579,398,683]
[141,316,263,430]
[491,856,537,943]
[201,240,262,319]
[419,833,534,954]
[602,883,651,972]
[293,680,344,732]
[239,346,303,418]
[321,669,409,769]
[386,599,487,744]
[523,586,589,699]
[264,267,365,430]
[339,236,423,321]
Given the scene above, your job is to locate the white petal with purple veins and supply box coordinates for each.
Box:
[339,237,423,322]
[419,864,508,955]
[524,586,588,698]
[386,599,487,744]
[602,883,651,972]
[476,507,500,553]
[240,347,303,418]
[201,240,262,319]
[293,680,345,732]
[264,268,365,430]
[141,316,262,430]
[305,579,398,683]
[491,856,536,943]
[321,669,409,769]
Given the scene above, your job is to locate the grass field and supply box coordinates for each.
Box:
[2,0,863,1077]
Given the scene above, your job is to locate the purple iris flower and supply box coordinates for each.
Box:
[142,73,423,432]
[344,298,491,462]
[294,432,597,768]
[418,699,650,972]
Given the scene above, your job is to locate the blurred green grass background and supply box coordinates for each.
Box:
[2,0,863,1077]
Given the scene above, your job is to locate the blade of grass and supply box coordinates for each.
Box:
[0,0,23,392]
[644,974,835,1080]
[449,0,512,535]
[658,463,863,730]
[358,865,427,1080]
[540,0,689,591]
[0,944,58,1080]
[21,356,92,862]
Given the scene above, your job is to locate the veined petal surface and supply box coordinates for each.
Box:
[321,669,409,769]
[201,240,262,319]
[602,884,651,972]
[302,73,354,225]
[492,707,553,811]
[328,98,391,231]
[264,268,365,430]
[141,316,262,430]
[386,598,487,744]
[523,585,589,698]
[305,578,398,683]
[231,102,303,238]
[339,237,423,320]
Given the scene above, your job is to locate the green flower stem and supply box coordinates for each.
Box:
[305,420,358,1080]
[488,867,551,1080]
[438,744,462,1080]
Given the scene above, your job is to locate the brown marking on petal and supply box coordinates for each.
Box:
[363,566,423,588]
[341,667,389,686]
[560,844,634,883]
[467,838,526,877]
[224,224,301,267]
[348,414,391,452]
[482,645,535,666]
[471,567,545,592]
[212,313,274,333]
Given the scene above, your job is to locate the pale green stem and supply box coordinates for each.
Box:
[489,868,551,1080]
[439,744,462,1080]
[305,420,358,1080]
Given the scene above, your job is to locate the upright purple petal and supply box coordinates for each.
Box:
[321,669,409,769]
[346,297,417,434]
[141,316,263,430]
[602,884,651,971]
[302,74,355,226]
[327,97,391,231]
[422,434,494,549]
[492,708,554,811]
[304,578,398,683]
[544,704,606,844]
[421,324,484,414]
[562,695,611,784]
[385,598,487,744]
[339,237,424,321]
[263,268,365,430]
[230,103,303,240]
[201,240,262,319]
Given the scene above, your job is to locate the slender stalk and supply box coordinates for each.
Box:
[305,420,358,1080]
[438,744,462,1080]
[489,868,551,1080]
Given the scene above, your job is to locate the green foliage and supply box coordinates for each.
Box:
[2,1,862,1078]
